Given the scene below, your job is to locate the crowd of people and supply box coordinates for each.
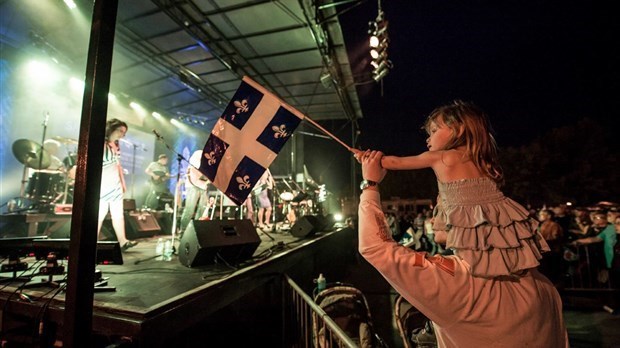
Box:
[387,203,619,287]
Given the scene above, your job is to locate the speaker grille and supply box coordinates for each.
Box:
[178,219,261,267]
[290,215,326,238]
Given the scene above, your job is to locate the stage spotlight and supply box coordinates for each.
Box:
[368,9,391,82]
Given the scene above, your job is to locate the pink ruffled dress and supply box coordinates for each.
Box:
[433,177,549,277]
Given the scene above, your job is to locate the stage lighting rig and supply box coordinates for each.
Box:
[368,9,392,82]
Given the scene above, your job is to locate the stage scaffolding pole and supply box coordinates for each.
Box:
[63,1,119,347]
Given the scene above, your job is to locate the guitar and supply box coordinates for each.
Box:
[252,183,268,195]
[150,170,174,184]
[187,166,210,191]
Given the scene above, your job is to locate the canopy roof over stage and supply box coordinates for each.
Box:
[8,0,364,131]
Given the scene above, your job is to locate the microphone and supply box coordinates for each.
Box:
[119,138,133,146]
[152,129,163,139]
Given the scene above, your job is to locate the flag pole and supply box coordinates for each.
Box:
[303,116,352,152]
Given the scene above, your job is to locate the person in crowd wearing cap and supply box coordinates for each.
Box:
[144,154,172,210]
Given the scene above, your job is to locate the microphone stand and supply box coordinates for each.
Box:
[270,181,278,234]
[152,131,188,254]
[33,112,50,211]
[119,138,140,199]
[171,154,183,247]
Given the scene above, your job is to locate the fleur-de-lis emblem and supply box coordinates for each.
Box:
[203,151,217,166]
[234,99,249,114]
[236,175,251,190]
[272,124,289,138]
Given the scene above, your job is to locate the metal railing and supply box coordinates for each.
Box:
[564,242,615,291]
[283,274,358,348]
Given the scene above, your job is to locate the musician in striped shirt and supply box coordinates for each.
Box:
[97,118,137,251]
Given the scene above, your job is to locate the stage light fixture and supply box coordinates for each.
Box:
[368,9,391,82]
[63,0,77,9]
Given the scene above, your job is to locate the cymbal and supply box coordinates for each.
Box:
[53,135,78,145]
[12,139,51,169]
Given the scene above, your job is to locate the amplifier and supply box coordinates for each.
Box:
[126,211,161,239]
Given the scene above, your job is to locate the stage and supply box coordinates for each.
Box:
[0,221,358,347]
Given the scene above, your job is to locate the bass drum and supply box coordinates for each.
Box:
[26,171,63,201]
[280,191,294,202]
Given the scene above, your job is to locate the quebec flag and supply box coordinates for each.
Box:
[198,76,304,206]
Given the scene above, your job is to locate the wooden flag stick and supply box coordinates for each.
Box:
[303,116,352,152]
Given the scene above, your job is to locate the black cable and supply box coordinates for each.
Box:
[0,259,45,340]
[33,281,67,341]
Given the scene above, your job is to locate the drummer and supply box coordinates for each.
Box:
[43,139,65,171]
[27,139,65,176]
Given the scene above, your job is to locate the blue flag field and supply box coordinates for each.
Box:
[198,76,305,206]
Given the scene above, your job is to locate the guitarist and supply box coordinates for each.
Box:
[256,168,275,229]
[180,150,210,234]
[144,154,172,210]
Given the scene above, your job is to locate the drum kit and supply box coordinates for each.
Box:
[277,178,317,224]
[12,136,79,211]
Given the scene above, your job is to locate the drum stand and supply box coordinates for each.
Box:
[19,165,30,208]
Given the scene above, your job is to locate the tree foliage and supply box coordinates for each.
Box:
[500,118,617,207]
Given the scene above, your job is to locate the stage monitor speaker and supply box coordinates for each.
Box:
[126,212,161,240]
[178,219,260,267]
[290,215,326,238]
[123,199,136,211]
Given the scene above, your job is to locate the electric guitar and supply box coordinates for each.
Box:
[187,166,210,191]
[252,183,268,195]
[150,170,174,184]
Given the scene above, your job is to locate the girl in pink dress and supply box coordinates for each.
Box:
[354,100,568,347]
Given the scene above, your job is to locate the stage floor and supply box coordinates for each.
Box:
[1,222,357,346]
[4,222,615,347]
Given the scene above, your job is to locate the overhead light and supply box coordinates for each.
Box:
[320,72,333,89]
[370,43,387,59]
[368,8,392,82]
[372,54,393,82]
[63,0,77,10]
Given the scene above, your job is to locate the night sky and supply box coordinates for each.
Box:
[306,1,617,197]
[336,1,617,155]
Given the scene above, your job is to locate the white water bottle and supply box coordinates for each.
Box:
[163,240,173,261]
[317,273,326,292]
[155,238,164,261]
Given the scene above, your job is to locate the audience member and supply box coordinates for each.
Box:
[573,210,617,283]
[355,101,567,346]
[537,209,565,284]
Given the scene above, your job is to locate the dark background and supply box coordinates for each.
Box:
[311,1,617,206]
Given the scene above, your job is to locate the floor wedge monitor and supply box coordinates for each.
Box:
[290,215,326,238]
[179,219,260,267]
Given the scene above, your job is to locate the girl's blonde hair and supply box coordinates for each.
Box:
[424,100,504,184]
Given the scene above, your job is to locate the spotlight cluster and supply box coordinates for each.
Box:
[368,10,392,82]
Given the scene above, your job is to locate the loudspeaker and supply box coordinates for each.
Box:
[123,199,136,211]
[178,219,261,267]
[290,215,326,238]
[126,212,161,239]
[153,211,173,235]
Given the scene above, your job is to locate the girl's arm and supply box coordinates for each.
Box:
[381,151,439,170]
